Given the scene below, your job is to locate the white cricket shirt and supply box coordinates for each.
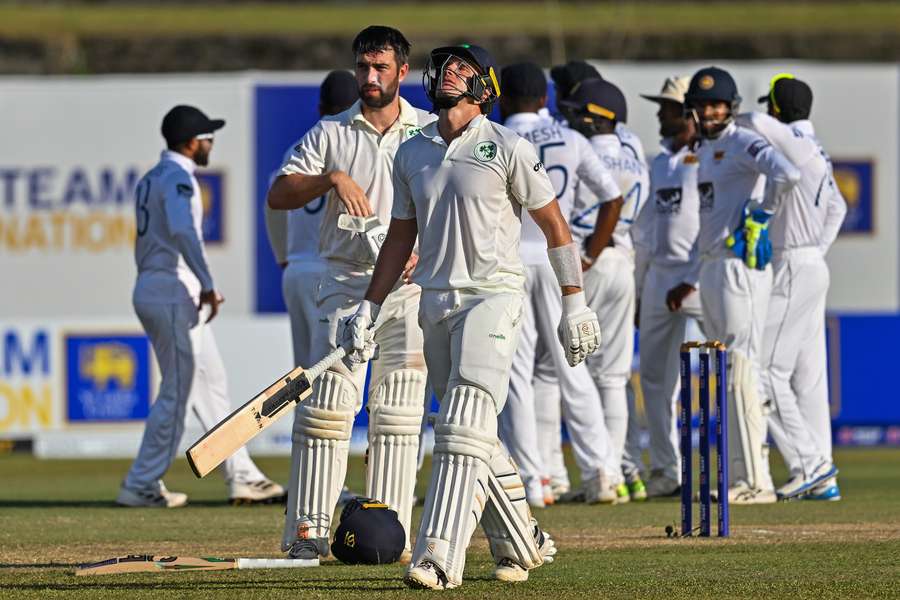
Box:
[279,98,435,267]
[646,141,701,268]
[695,122,801,257]
[133,150,213,305]
[392,116,556,293]
[504,112,621,266]
[736,112,846,253]
[571,133,650,251]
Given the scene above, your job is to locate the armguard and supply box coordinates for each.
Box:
[548,242,584,288]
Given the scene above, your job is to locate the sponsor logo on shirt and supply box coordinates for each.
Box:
[533,162,544,172]
[698,182,715,212]
[473,141,498,162]
[655,187,683,214]
[746,139,770,158]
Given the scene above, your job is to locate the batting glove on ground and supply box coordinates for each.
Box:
[558,291,601,367]
[340,300,379,371]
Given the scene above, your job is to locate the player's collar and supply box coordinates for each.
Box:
[161,150,197,174]
[503,111,544,129]
[791,119,815,136]
[419,114,486,146]
[349,97,419,132]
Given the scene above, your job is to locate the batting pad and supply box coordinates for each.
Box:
[285,370,355,545]
[413,385,496,587]
[481,446,544,569]
[366,368,426,550]
[729,352,766,489]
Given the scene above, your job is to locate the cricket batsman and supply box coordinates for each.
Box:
[343,43,599,589]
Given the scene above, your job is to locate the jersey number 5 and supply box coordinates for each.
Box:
[539,142,569,199]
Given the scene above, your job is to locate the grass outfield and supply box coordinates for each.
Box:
[1,448,899,599]
[0,2,898,39]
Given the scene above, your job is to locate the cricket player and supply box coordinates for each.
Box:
[633,76,706,498]
[498,61,623,507]
[559,78,651,503]
[264,70,361,521]
[267,26,434,561]
[343,44,599,589]
[742,75,846,500]
[119,105,283,508]
[675,66,801,503]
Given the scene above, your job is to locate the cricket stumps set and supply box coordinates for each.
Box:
[679,340,730,538]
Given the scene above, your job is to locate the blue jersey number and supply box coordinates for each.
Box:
[304,195,326,215]
[620,181,643,225]
[571,181,642,231]
[539,142,569,199]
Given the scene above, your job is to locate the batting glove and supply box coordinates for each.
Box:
[340,300,379,371]
[557,291,601,367]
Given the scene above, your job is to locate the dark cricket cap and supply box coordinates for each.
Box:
[330,497,405,565]
[559,77,628,124]
[550,60,601,99]
[500,62,548,98]
[758,75,813,120]
[161,105,225,146]
[320,70,358,111]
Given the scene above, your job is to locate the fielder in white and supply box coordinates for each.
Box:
[120,105,283,508]
[560,78,651,503]
[743,74,846,501]
[636,76,706,498]
[676,67,801,503]
[267,26,434,560]
[497,61,623,508]
[343,44,599,589]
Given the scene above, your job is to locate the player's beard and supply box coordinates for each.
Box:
[194,146,210,166]
[360,79,399,109]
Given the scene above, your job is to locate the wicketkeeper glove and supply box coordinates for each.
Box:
[557,291,601,367]
[726,203,773,270]
[340,300,379,371]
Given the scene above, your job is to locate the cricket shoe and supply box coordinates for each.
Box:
[404,560,454,590]
[625,472,648,501]
[645,471,681,498]
[229,478,286,505]
[493,521,555,583]
[287,537,328,562]
[550,478,571,502]
[542,478,556,506]
[525,476,547,509]
[711,480,776,505]
[776,462,838,501]
[116,481,187,508]
[615,482,632,504]
[582,471,623,504]
[803,477,841,501]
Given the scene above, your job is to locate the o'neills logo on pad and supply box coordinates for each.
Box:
[473,141,497,162]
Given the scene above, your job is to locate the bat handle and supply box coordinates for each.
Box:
[305,346,347,381]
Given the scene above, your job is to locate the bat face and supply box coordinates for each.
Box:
[186,367,313,478]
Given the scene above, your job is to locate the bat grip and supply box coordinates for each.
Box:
[305,346,347,381]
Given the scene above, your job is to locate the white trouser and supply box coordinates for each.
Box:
[533,351,569,489]
[125,301,265,491]
[282,260,326,367]
[584,246,636,480]
[638,262,705,482]
[500,264,614,491]
[283,263,426,548]
[762,248,832,478]
[699,255,772,489]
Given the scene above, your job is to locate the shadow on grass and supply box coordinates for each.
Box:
[0,563,81,569]
[0,500,263,508]
[0,576,404,592]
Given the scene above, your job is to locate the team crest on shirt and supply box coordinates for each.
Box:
[698,182,715,211]
[655,188,683,214]
[473,141,498,162]
[406,126,422,138]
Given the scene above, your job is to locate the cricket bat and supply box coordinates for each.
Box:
[75,554,318,576]
[186,346,346,478]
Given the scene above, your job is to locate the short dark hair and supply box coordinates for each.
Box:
[352,26,410,67]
